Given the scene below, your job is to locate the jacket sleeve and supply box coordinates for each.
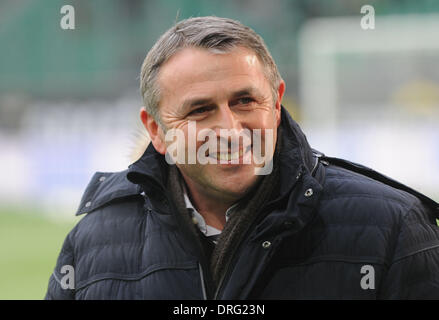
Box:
[45,229,76,300]
[379,201,439,299]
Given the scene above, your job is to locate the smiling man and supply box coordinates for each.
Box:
[46,16,439,300]
[144,45,281,230]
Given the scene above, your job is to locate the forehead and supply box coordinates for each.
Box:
[157,46,268,100]
[160,45,262,75]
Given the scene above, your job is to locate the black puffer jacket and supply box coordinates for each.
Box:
[45,108,439,299]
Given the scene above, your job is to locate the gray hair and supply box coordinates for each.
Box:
[140,16,282,124]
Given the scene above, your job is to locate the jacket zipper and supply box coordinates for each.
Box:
[198,262,208,300]
[213,169,303,299]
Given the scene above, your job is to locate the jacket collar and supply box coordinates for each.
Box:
[127,106,318,201]
[275,106,317,202]
[127,139,169,195]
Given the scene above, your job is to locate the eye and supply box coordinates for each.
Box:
[237,97,255,105]
[188,106,214,116]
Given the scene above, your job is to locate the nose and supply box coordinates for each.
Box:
[213,104,245,150]
[214,104,242,132]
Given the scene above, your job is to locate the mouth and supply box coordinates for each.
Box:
[207,144,252,163]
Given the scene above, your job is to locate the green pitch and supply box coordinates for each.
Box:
[0,208,79,300]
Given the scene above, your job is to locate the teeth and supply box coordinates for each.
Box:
[210,151,240,161]
[208,147,250,161]
[220,152,239,161]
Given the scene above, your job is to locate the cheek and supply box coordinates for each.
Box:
[247,109,278,132]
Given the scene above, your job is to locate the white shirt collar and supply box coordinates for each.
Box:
[183,189,238,237]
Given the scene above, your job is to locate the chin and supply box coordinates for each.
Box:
[213,168,259,196]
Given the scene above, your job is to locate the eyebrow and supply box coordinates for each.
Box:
[230,87,257,98]
[180,87,259,113]
[181,98,213,113]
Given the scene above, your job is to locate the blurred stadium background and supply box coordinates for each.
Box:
[0,0,438,299]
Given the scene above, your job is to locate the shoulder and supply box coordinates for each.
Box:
[311,158,439,266]
[75,169,143,216]
[67,170,144,256]
[319,159,438,228]
[324,165,417,210]
[70,170,146,245]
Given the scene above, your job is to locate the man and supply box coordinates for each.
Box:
[46,16,439,299]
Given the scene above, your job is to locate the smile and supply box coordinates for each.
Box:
[207,145,252,162]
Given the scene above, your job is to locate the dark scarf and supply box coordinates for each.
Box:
[166,127,282,287]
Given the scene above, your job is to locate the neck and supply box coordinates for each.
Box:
[181,177,238,231]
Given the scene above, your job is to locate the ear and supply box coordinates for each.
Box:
[274,80,285,127]
[140,107,167,155]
